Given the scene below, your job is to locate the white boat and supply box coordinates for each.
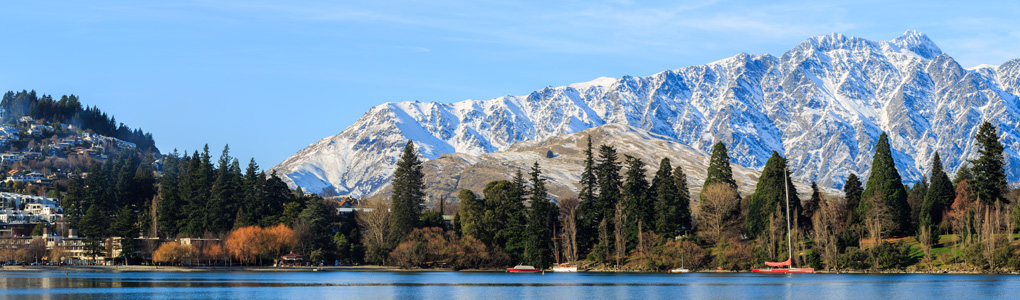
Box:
[668,268,689,273]
[551,263,578,272]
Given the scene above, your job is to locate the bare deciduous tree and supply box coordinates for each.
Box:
[696,184,740,244]
[356,198,391,264]
[812,195,846,271]
[558,197,579,264]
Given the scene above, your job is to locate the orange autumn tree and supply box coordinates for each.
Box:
[266,224,298,258]
[225,224,298,265]
[153,242,194,265]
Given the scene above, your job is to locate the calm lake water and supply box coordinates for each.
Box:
[1,270,1018,300]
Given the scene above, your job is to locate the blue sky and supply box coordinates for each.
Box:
[2,0,1018,167]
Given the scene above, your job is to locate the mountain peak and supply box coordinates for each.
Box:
[891,30,941,59]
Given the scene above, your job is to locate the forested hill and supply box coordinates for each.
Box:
[0,90,158,154]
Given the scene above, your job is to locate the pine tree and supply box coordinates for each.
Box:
[180,150,211,236]
[971,121,1008,205]
[672,165,692,234]
[860,132,910,234]
[157,150,185,237]
[744,151,800,238]
[79,205,107,261]
[206,145,240,234]
[242,158,265,226]
[524,162,555,269]
[389,140,425,244]
[954,164,973,186]
[704,142,737,190]
[297,196,332,255]
[922,152,954,228]
[595,145,622,218]
[844,173,863,226]
[111,205,139,260]
[622,155,650,250]
[652,158,678,236]
[64,175,86,229]
[263,172,294,225]
[577,136,599,255]
[484,180,526,262]
[701,141,739,235]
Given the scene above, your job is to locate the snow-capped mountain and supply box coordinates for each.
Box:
[271,30,1020,198]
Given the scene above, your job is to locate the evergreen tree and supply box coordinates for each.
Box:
[79,205,107,261]
[242,158,265,226]
[206,145,240,234]
[180,149,212,236]
[524,162,555,269]
[906,176,928,232]
[921,152,954,228]
[84,164,111,212]
[456,189,485,241]
[860,132,910,234]
[704,142,737,190]
[157,151,185,237]
[389,141,425,244]
[64,175,86,229]
[111,205,139,260]
[577,136,599,254]
[262,172,294,226]
[297,196,333,256]
[954,164,973,186]
[622,155,650,250]
[744,151,800,238]
[701,141,739,235]
[672,165,693,234]
[971,121,1008,205]
[484,180,526,262]
[844,173,863,226]
[651,158,678,236]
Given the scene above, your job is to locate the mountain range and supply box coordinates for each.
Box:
[270,30,1020,199]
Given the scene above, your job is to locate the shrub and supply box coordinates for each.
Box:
[838,247,870,270]
[872,242,913,270]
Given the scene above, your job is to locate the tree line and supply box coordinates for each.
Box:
[60,145,355,265]
[362,121,1020,272]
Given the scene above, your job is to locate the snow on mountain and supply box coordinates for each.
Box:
[271,31,1020,198]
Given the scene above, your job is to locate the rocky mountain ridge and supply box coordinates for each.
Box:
[271,30,1020,198]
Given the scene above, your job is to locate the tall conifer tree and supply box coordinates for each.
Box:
[524,162,555,269]
[744,151,800,238]
[860,132,910,233]
[577,136,599,254]
[651,158,678,236]
[673,166,692,234]
[622,155,651,246]
[971,121,1008,205]
[390,141,425,244]
[844,173,863,226]
[921,152,954,228]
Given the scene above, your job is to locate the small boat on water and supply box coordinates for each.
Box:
[551,263,577,272]
[507,265,540,273]
[668,268,690,273]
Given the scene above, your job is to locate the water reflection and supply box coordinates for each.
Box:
[1,271,1019,300]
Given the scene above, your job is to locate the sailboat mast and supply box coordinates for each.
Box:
[785,166,792,265]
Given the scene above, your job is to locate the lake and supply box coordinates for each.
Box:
[1,270,1018,300]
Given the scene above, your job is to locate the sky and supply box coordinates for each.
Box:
[2,0,1019,168]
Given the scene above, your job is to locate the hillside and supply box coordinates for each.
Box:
[368,124,823,207]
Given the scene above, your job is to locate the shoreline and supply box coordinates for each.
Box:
[1,265,1013,275]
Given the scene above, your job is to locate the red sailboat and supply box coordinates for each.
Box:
[752,166,814,274]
